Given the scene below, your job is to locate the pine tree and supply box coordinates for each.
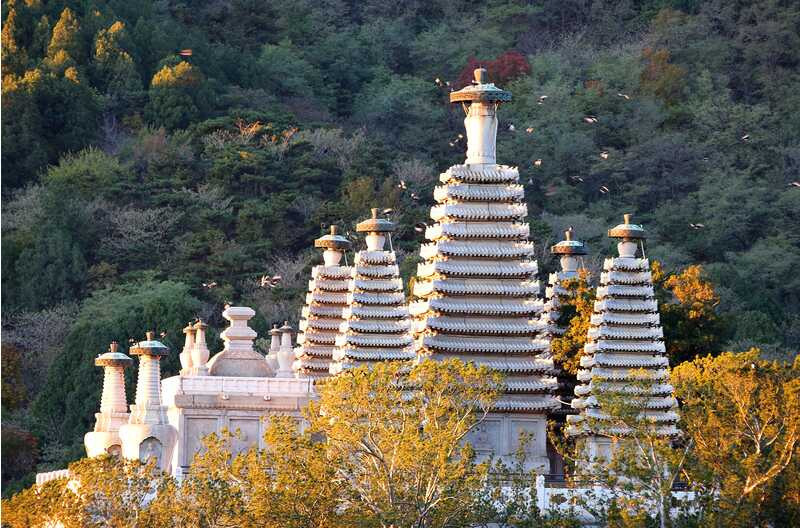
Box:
[47,8,82,62]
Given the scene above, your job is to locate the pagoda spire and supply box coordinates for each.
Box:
[84,341,132,457]
[451,67,511,165]
[293,226,353,379]
[411,69,558,471]
[330,208,415,374]
[539,229,588,418]
[567,215,679,461]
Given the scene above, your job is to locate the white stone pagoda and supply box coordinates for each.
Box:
[330,209,415,374]
[118,332,178,472]
[540,228,588,417]
[294,226,353,379]
[567,215,680,462]
[410,68,559,471]
[84,342,132,458]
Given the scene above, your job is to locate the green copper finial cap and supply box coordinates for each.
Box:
[450,68,512,104]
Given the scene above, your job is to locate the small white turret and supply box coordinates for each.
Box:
[191,320,210,375]
[179,323,195,374]
[266,324,281,374]
[119,332,177,471]
[277,321,295,378]
[85,342,132,457]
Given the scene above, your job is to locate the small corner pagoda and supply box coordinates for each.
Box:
[410,68,558,471]
[540,228,588,417]
[330,209,415,374]
[567,214,679,461]
[119,332,177,471]
[84,341,132,458]
[294,226,354,379]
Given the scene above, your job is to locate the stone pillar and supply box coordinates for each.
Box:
[464,101,498,165]
[179,323,195,375]
[277,321,295,378]
[119,332,177,471]
[266,324,280,374]
[462,68,500,165]
[85,342,132,458]
[191,320,210,375]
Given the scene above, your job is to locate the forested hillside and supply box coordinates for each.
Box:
[2,0,799,494]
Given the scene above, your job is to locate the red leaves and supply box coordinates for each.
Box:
[455,51,531,89]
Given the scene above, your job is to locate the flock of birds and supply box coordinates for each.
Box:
[190,77,799,304]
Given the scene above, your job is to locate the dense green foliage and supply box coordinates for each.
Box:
[2,0,799,496]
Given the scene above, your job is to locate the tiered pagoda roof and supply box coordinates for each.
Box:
[330,209,415,374]
[410,69,558,413]
[293,226,353,379]
[540,228,588,416]
[567,215,679,437]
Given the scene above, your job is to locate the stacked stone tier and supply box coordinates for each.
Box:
[331,250,415,374]
[567,257,679,436]
[294,264,353,378]
[539,270,583,415]
[412,164,558,413]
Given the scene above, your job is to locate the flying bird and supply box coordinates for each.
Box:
[177,49,193,57]
[741,134,750,141]
[160,331,167,338]
[526,127,534,134]
[410,192,420,201]
[789,181,800,188]
[202,281,218,289]
[570,175,584,183]
[538,95,548,102]
[397,180,407,190]
[617,93,630,100]
[533,159,543,167]
[414,222,427,233]
[382,208,394,216]
[600,151,609,159]
[689,223,706,229]
[508,124,516,132]
[599,185,610,194]
[583,116,598,124]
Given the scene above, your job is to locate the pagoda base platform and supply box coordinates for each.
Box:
[161,375,315,478]
[465,412,551,473]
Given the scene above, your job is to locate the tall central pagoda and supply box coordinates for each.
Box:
[410,68,558,470]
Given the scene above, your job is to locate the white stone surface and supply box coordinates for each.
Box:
[119,336,177,472]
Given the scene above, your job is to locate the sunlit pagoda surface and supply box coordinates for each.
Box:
[540,228,588,418]
[567,215,679,461]
[294,226,353,380]
[410,68,558,471]
[330,209,415,374]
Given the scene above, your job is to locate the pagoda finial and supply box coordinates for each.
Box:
[371,208,378,219]
[330,225,338,236]
[565,228,573,241]
[449,67,511,165]
[624,213,632,224]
